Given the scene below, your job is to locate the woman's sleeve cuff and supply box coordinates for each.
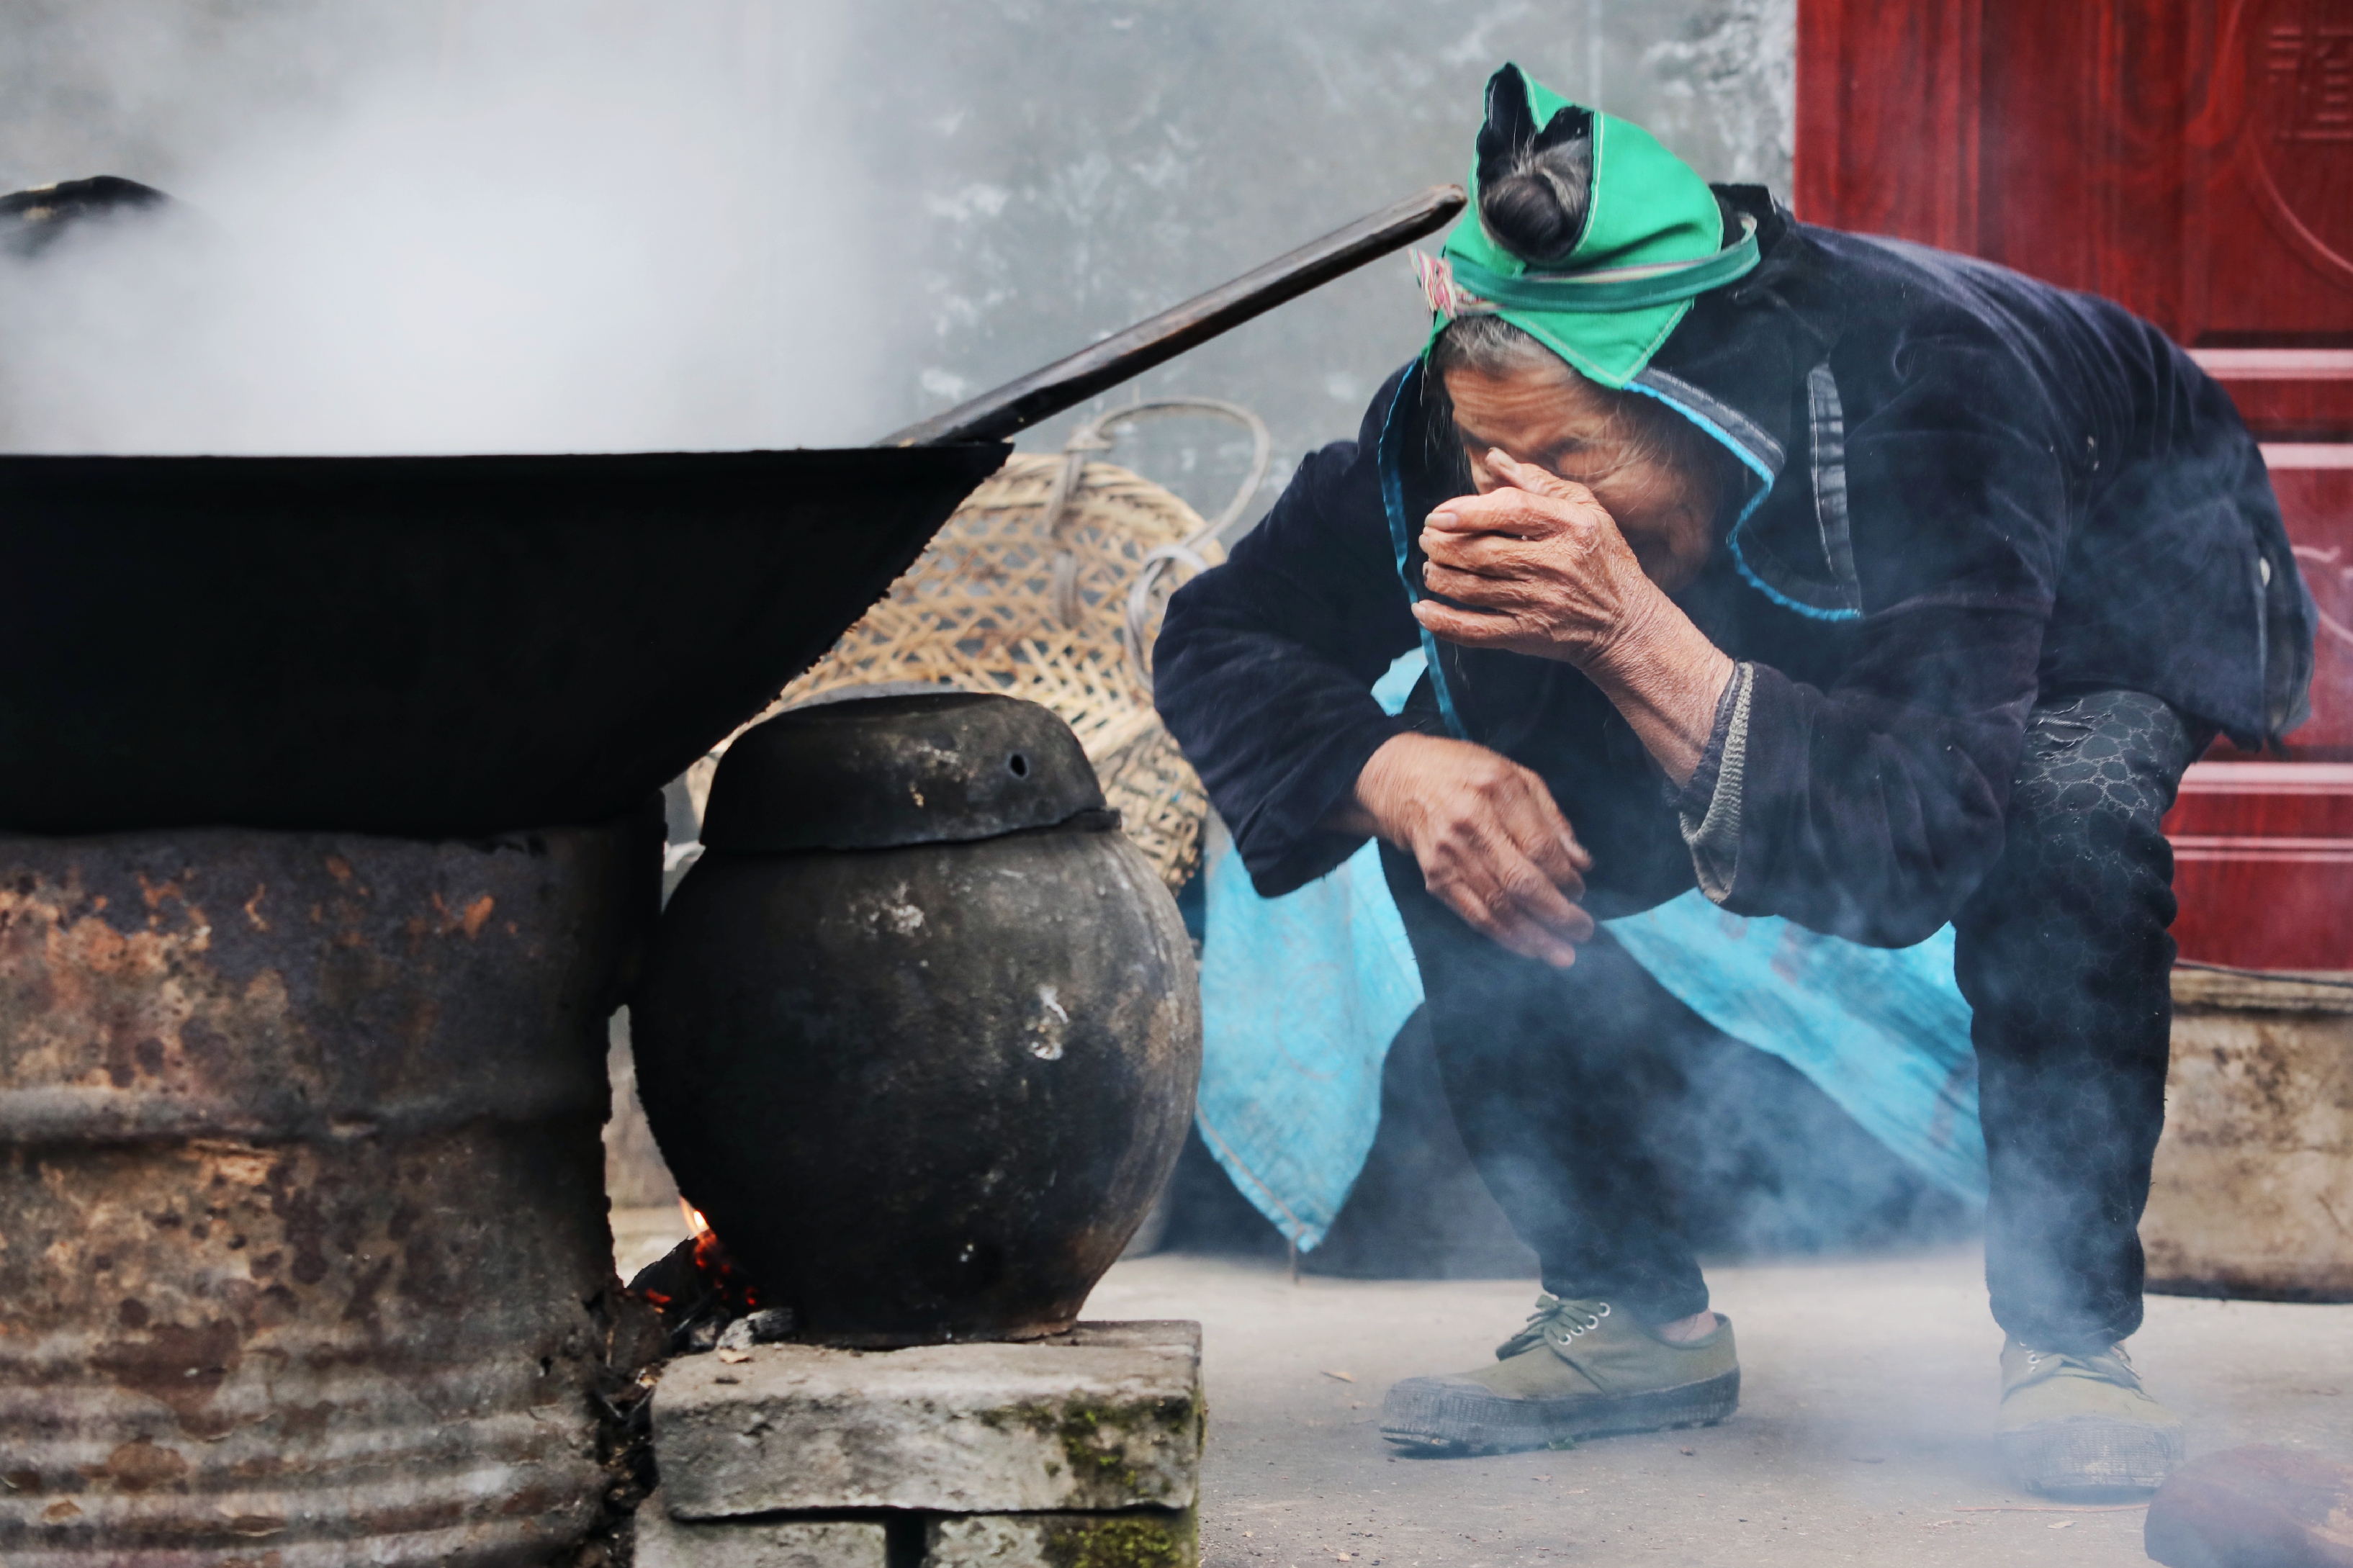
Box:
[1676,662,1754,904]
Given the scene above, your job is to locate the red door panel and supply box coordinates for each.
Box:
[1801,0,2353,968]
[1798,0,2353,435]
[2182,0,2353,350]
[2167,762,2353,967]
[2273,454,2353,756]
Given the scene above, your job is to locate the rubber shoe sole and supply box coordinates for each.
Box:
[1998,1415,2185,1495]
[1380,1367,1740,1454]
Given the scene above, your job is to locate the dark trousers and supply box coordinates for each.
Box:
[1382,688,2206,1353]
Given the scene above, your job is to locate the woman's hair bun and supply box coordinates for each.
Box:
[1471,66,1596,266]
[1479,136,1593,266]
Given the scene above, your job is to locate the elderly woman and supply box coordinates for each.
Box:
[1153,64,2312,1493]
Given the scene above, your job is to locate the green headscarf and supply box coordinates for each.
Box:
[1416,63,1758,389]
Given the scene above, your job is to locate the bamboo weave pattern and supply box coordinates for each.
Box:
[774,453,1221,889]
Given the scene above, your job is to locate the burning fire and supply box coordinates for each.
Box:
[637,1199,762,1320]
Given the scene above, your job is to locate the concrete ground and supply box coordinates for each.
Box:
[1082,1246,2353,1568]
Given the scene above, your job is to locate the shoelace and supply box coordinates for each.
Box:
[1495,1295,1612,1360]
[2020,1343,2143,1389]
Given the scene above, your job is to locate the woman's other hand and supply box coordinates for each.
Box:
[1339,731,1594,967]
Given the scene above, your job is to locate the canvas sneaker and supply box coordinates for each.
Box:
[1380,1294,1740,1454]
[1996,1336,2185,1493]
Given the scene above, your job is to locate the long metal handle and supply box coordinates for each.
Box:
[878,184,1466,448]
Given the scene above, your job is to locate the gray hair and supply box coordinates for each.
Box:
[1424,314,1745,517]
[1427,312,1560,382]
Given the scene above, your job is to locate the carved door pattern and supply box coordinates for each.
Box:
[2241,0,2353,298]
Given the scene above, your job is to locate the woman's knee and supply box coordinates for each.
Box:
[1956,689,2201,996]
[1984,692,2200,908]
[2004,688,2203,833]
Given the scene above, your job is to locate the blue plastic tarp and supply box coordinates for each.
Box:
[1193,652,1987,1251]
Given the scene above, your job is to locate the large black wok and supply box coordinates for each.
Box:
[0,181,1459,836]
[0,446,1002,834]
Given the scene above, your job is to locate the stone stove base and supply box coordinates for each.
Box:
[636,1500,1199,1568]
[638,1320,1202,1568]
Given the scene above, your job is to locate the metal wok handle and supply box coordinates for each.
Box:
[877,184,1466,448]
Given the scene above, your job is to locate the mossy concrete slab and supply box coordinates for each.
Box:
[654,1321,1202,1517]
[925,1508,1197,1568]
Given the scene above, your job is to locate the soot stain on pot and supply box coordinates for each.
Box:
[1030,984,1072,1060]
[851,880,928,937]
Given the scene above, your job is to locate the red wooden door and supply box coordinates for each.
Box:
[1798,0,2353,968]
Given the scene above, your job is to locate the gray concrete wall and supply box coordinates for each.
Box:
[1,0,1791,503]
[864,0,1796,525]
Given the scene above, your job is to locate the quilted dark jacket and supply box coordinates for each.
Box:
[1153,187,2313,946]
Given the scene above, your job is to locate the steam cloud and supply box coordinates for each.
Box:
[0,1,888,454]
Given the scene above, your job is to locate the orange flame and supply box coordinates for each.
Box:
[676,1199,759,1312]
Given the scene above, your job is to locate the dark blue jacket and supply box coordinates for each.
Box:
[1153,189,2313,946]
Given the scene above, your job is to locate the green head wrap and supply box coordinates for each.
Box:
[1416,63,1758,389]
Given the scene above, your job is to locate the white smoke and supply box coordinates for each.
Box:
[0,1,888,454]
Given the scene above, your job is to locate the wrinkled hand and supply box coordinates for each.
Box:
[1353,731,1594,968]
[1414,449,1666,667]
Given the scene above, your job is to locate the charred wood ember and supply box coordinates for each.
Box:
[2144,1446,2353,1568]
[626,1216,790,1356]
[578,1286,670,1568]
[716,1310,798,1352]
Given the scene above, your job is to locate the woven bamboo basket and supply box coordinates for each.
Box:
[760,402,1263,889]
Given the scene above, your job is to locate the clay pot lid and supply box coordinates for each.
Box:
[699,691,1106,852]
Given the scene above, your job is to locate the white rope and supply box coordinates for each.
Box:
[1051,396,1273,690]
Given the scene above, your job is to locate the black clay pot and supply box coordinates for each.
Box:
[631,693,1201,1346]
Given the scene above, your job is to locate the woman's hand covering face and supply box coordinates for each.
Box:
[1333,375,1735,957]
[1413,449,1670,668]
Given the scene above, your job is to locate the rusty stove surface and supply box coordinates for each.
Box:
[0,821,654,1567]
